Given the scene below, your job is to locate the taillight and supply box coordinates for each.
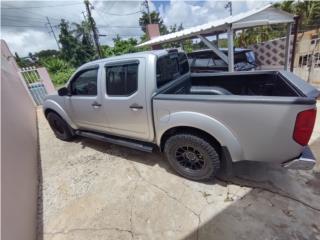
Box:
[293,109,317,146]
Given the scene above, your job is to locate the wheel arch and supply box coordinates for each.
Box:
[43,100,77,129]
[156,111,244,162]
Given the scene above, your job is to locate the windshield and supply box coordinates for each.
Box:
[156,52,189,88]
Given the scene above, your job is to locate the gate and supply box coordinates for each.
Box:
[20,67,48,105]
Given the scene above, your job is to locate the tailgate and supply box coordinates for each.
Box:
[280,71,320,99]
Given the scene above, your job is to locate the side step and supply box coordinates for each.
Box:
[75,130,155,153]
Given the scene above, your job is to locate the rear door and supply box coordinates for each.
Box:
[102,58,150,141]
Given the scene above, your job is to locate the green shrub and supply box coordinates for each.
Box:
[39,56,75,87]
[50,68,75,87]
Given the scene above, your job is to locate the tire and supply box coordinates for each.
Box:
[164,134,220,181]
[46,112,75,141]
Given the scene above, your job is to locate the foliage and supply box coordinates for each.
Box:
[50,67,75,87]
[102,36,139,57]
[139,11,168,34]
[139,11,169,43]
[39,56,75,87]
[274,1,320,30]
[34,49,60,59]
[58,19,96,67]
[235,25,286,47]
[233,1,320,47]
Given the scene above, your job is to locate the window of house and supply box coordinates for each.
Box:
[70,68,98,96]
[106,63,138,96]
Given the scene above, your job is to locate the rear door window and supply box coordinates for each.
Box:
[156,52,189,88]
[106,63,138,96]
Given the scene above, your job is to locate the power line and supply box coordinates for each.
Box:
[2,3,67,21]
[2,18,49,24]
[2,3,82,9]
[104,10,142,16]
[2,25,55,28]
[46,17,60,50]
[97,25,141,28]
[95,7,141,16]
[1,15,59,22]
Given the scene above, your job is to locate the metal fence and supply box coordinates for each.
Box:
[20,67,47,105]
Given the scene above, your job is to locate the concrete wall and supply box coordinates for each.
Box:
[1,40,38,240]
[37,67,56,95]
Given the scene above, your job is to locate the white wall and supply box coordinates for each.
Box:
[1,40,39,240]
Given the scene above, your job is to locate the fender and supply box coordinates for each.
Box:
[43,99,77,130]
[156,111,244,162]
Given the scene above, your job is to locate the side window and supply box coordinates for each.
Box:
[70,68,98,96]
[106,63,138,96]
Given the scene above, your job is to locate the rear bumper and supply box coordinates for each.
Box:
[282,147,316,170]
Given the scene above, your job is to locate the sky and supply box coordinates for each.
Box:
[1,0,271,56]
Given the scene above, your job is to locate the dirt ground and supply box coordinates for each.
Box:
[38,104,320,240]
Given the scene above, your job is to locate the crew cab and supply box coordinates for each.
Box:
[43,49,318,181]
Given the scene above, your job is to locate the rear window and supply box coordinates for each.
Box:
[156,52,189,88]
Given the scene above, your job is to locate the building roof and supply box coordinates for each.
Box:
[137,4,294,48]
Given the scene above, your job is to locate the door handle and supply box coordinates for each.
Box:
[129,104,143,111]
[92,101,102,108]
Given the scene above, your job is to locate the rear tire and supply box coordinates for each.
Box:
[47,112,75,141]
[164,134,220,181]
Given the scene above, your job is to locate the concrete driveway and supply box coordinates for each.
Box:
[38,107,320,240]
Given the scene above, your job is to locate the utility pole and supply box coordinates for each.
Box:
[84,0,102,58]
[46,17,60,50]
[290,15,300,72]
[143,0,152,24]
[225,1,232,16]
[81,11,87,21]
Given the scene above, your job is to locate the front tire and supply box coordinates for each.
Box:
[164,134,220,181]
[46,112,75,141]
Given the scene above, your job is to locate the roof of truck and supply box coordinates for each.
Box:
[81,49,179,68]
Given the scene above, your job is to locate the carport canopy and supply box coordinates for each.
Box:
[137,4,294,72]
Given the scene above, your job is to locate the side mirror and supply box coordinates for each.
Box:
[58,87,69,96]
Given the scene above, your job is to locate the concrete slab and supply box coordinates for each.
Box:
[38,105,320,240]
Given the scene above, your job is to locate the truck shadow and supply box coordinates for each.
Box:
[182,137,320,239]
[74,135,320,200]
[73,136,320,240]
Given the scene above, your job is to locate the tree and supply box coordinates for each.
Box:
[139,11,168,34]
[274,1,320,31]
[102,35,138,57]
[58,19,95,67]
[59,19,78,64]
[72,21,96,63]
[34,49,60,59]
[234,1,320,48]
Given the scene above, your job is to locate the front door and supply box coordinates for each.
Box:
[65,65,107,132]
[102,59,150,141]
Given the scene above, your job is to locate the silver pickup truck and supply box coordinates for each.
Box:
[44,49,319,181]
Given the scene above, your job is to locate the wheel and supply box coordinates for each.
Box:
[46,112,75,141]
[164,134,220,181]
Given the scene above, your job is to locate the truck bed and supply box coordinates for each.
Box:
[153,71,319,163]
[163,71,311,97]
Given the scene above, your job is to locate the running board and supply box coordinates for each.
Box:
[75,130,154,153]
